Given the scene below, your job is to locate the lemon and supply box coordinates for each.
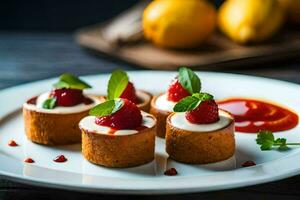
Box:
[218,0,285,44]
[143,0,217,49]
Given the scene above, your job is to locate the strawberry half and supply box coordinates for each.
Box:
[185,100,219,124]
[167,79,190,102]
[50,88,85,107]
[120,82,138,104]
[95,99,142,129]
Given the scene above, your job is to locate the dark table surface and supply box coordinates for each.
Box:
[1,32,300,200]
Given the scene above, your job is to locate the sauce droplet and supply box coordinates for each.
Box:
[218,98,298,133]
[164,168,178,176]
[24,158,34,163]
[53,155,67,163]
[242,160,256,167]
[8,140,18,147]
[108,129,116,135]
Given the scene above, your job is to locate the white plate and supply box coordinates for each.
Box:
[0,71,300,194]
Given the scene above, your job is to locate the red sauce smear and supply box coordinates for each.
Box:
[8,140,18,147]
[164,168,178,176]
[24,158,35,163]
[53,155,67,163]
[242,161,256,167]
[27,97,37,104]
[107,126,148,135]
[218,98,298,133]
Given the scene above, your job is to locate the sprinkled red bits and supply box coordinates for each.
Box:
[164,168,178,176]
[24,158,35,163]
[242,160,256,167]
[8,140,18,147]
[53,155,67,163]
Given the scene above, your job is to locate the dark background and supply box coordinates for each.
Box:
[1,0,223,31]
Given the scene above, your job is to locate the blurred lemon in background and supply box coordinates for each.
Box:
[218,0,285,44]
[143,0,216,49]
[278,0,300,24]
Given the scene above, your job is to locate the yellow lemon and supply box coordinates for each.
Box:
[218,0,285,44]
[143,0,217,49]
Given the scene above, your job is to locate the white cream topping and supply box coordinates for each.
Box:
[170,110,233,132]
[23,92,102,114]
[154,93,176,112]
[79,112,156,136]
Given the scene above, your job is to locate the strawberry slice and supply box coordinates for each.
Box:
[185,100,219,124]
[95,99,142,129]
[167,79,190,102]
[120,82,138,104]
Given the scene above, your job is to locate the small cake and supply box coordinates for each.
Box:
[150,67,201,138]
[166,93,235,164]
[80,98,156,168]
[23,73,101,145]
[105,70,152,112]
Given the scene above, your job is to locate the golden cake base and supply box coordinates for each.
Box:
[81,125,156,168]
[23,106,89,145]
[166,113,235,164]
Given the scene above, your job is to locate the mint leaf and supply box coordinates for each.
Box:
[192,92,213,101]
[173,92,214,112]
[53,81,69,89]
[107,70,129,100]
[178,67,201,95]
[173,96,200,112]
[42,98,56,109]
[53,73,91,90]
[89,99,124,117]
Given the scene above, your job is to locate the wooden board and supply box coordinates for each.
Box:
[75,24,300,70]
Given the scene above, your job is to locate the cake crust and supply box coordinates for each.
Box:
[166,113,235,164]
[150,94,172,138]
[136,90,152,112]
[23,106,89,145]
[81,124,156,168]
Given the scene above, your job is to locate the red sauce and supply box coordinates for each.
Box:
[27,95,93,106]
[53,155,67,163]
[164,168,178,176]
[8,140,18,147]
[107,125,148,135]
[218,98,298,133]
[24,158,35,163]
[242,160,256,167]
[83,97,94,105]
[107,129,117,135]
[27,97,37,105]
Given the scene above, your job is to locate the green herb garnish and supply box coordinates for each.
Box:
[42,97,56,109]
[178,67,201,95]
[53,73,91,90]
[107,70,129,100]
[89,99,124,117]
[256,130,300,151]
[173,92,213,112]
